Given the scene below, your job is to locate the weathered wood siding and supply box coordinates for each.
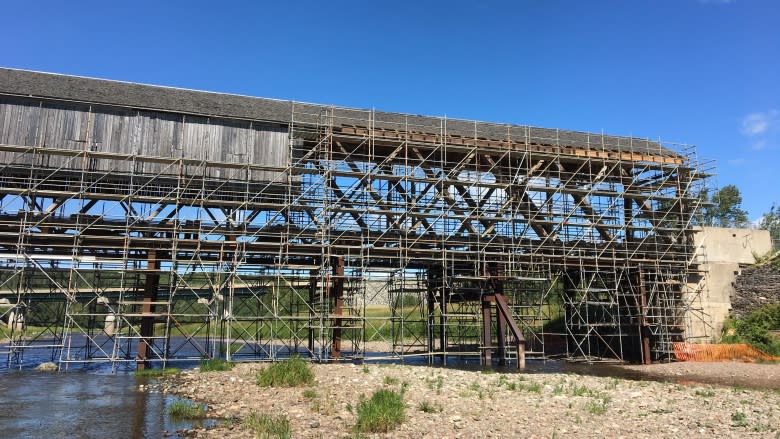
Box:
[0,96,289,181]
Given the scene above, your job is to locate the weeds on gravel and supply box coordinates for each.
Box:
[695,389,715,397]
[522,382,542,393]
[751,422,776,433]
[585,400,608,415]
[362,365,370,374]
[354,389,406,433]
[383,375,399,386]
[199,358,234,372]
[731,411,748,427]
[425,375,444,394]
[302,389,318,399]
[168,399,207,419]
[571,384,594,397]
[244,412,292,439]
[134,367,180,377]
[417,401,439,413]
[256,356,314,387]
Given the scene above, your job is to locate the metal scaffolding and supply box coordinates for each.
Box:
[0,69,712,370]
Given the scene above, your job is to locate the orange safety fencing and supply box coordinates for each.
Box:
[672,342,780,362]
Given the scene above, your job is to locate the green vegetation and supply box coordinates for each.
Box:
[168,399,207,419]
[585,400,608,415]
[695,389,716,398]
[425,375,444,394]
[383,375,400,386]
[199,358,234,372]
[722,304,780,356]
[302,389,318,399]
[244,412,292,439]
[731,411,748,427]
[522,382,543,393]
[134,367,180,377]
[417,401,438,413]
[354,389,406,433]
[392,293,421,311]
[758,203,780,250]
[701,185,749,227]
[256,357,314,387]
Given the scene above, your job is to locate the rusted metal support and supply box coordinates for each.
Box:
[331,256,344,362]
[638,268,652,365]
[426,274,436,365]
[495,293,526,369]
[496,300,507,366]
[308,270,317,355]
[481,294,493,366]
[137,249,159,370]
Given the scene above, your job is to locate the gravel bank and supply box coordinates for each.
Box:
[157,362,780,438]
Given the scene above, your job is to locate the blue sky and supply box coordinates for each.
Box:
[2,0,778,220]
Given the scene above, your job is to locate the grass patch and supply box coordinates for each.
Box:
[585,400,608,415]
[244,412,292,439]
[168,399,207,419]
[256,357,314,387]
[417,401,438,413]
[199,358,234,372]
[354,389,406,433]
[571,384,594,397]
[302,389,318,399]
[134,367,180,377]
[425,375,444,394]
[522,382,542,393]
[383,376,400,386]
[695,389,716,397]
[731,411,748,427]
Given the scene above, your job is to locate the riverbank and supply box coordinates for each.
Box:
[156,361,780,438]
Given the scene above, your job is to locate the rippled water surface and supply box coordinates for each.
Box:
[0,366,213,439]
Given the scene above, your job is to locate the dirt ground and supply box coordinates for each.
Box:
[619,361,780,390]
[153,360,780,438]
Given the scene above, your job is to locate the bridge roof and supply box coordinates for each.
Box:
[0,67,680,158]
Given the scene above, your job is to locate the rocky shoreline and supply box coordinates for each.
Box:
[154,362,780,438]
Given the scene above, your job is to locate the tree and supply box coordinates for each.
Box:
[706,184,749,228]
[758,203,780,250]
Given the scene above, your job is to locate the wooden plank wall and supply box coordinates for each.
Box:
[0,96,289,181]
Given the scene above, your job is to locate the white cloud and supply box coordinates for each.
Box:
[751,139,767,151]
[741,110,778,136]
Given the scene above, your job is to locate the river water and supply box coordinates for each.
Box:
[0,364,217,439]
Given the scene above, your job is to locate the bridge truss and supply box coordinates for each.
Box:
[0,89,712,370]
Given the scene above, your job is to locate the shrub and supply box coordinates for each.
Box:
[355,389,406,433]
[256,357,314,387]
[244,412,291,439]
[722,304,780,356]
[199,358,234,372]
[168,399,207,419]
